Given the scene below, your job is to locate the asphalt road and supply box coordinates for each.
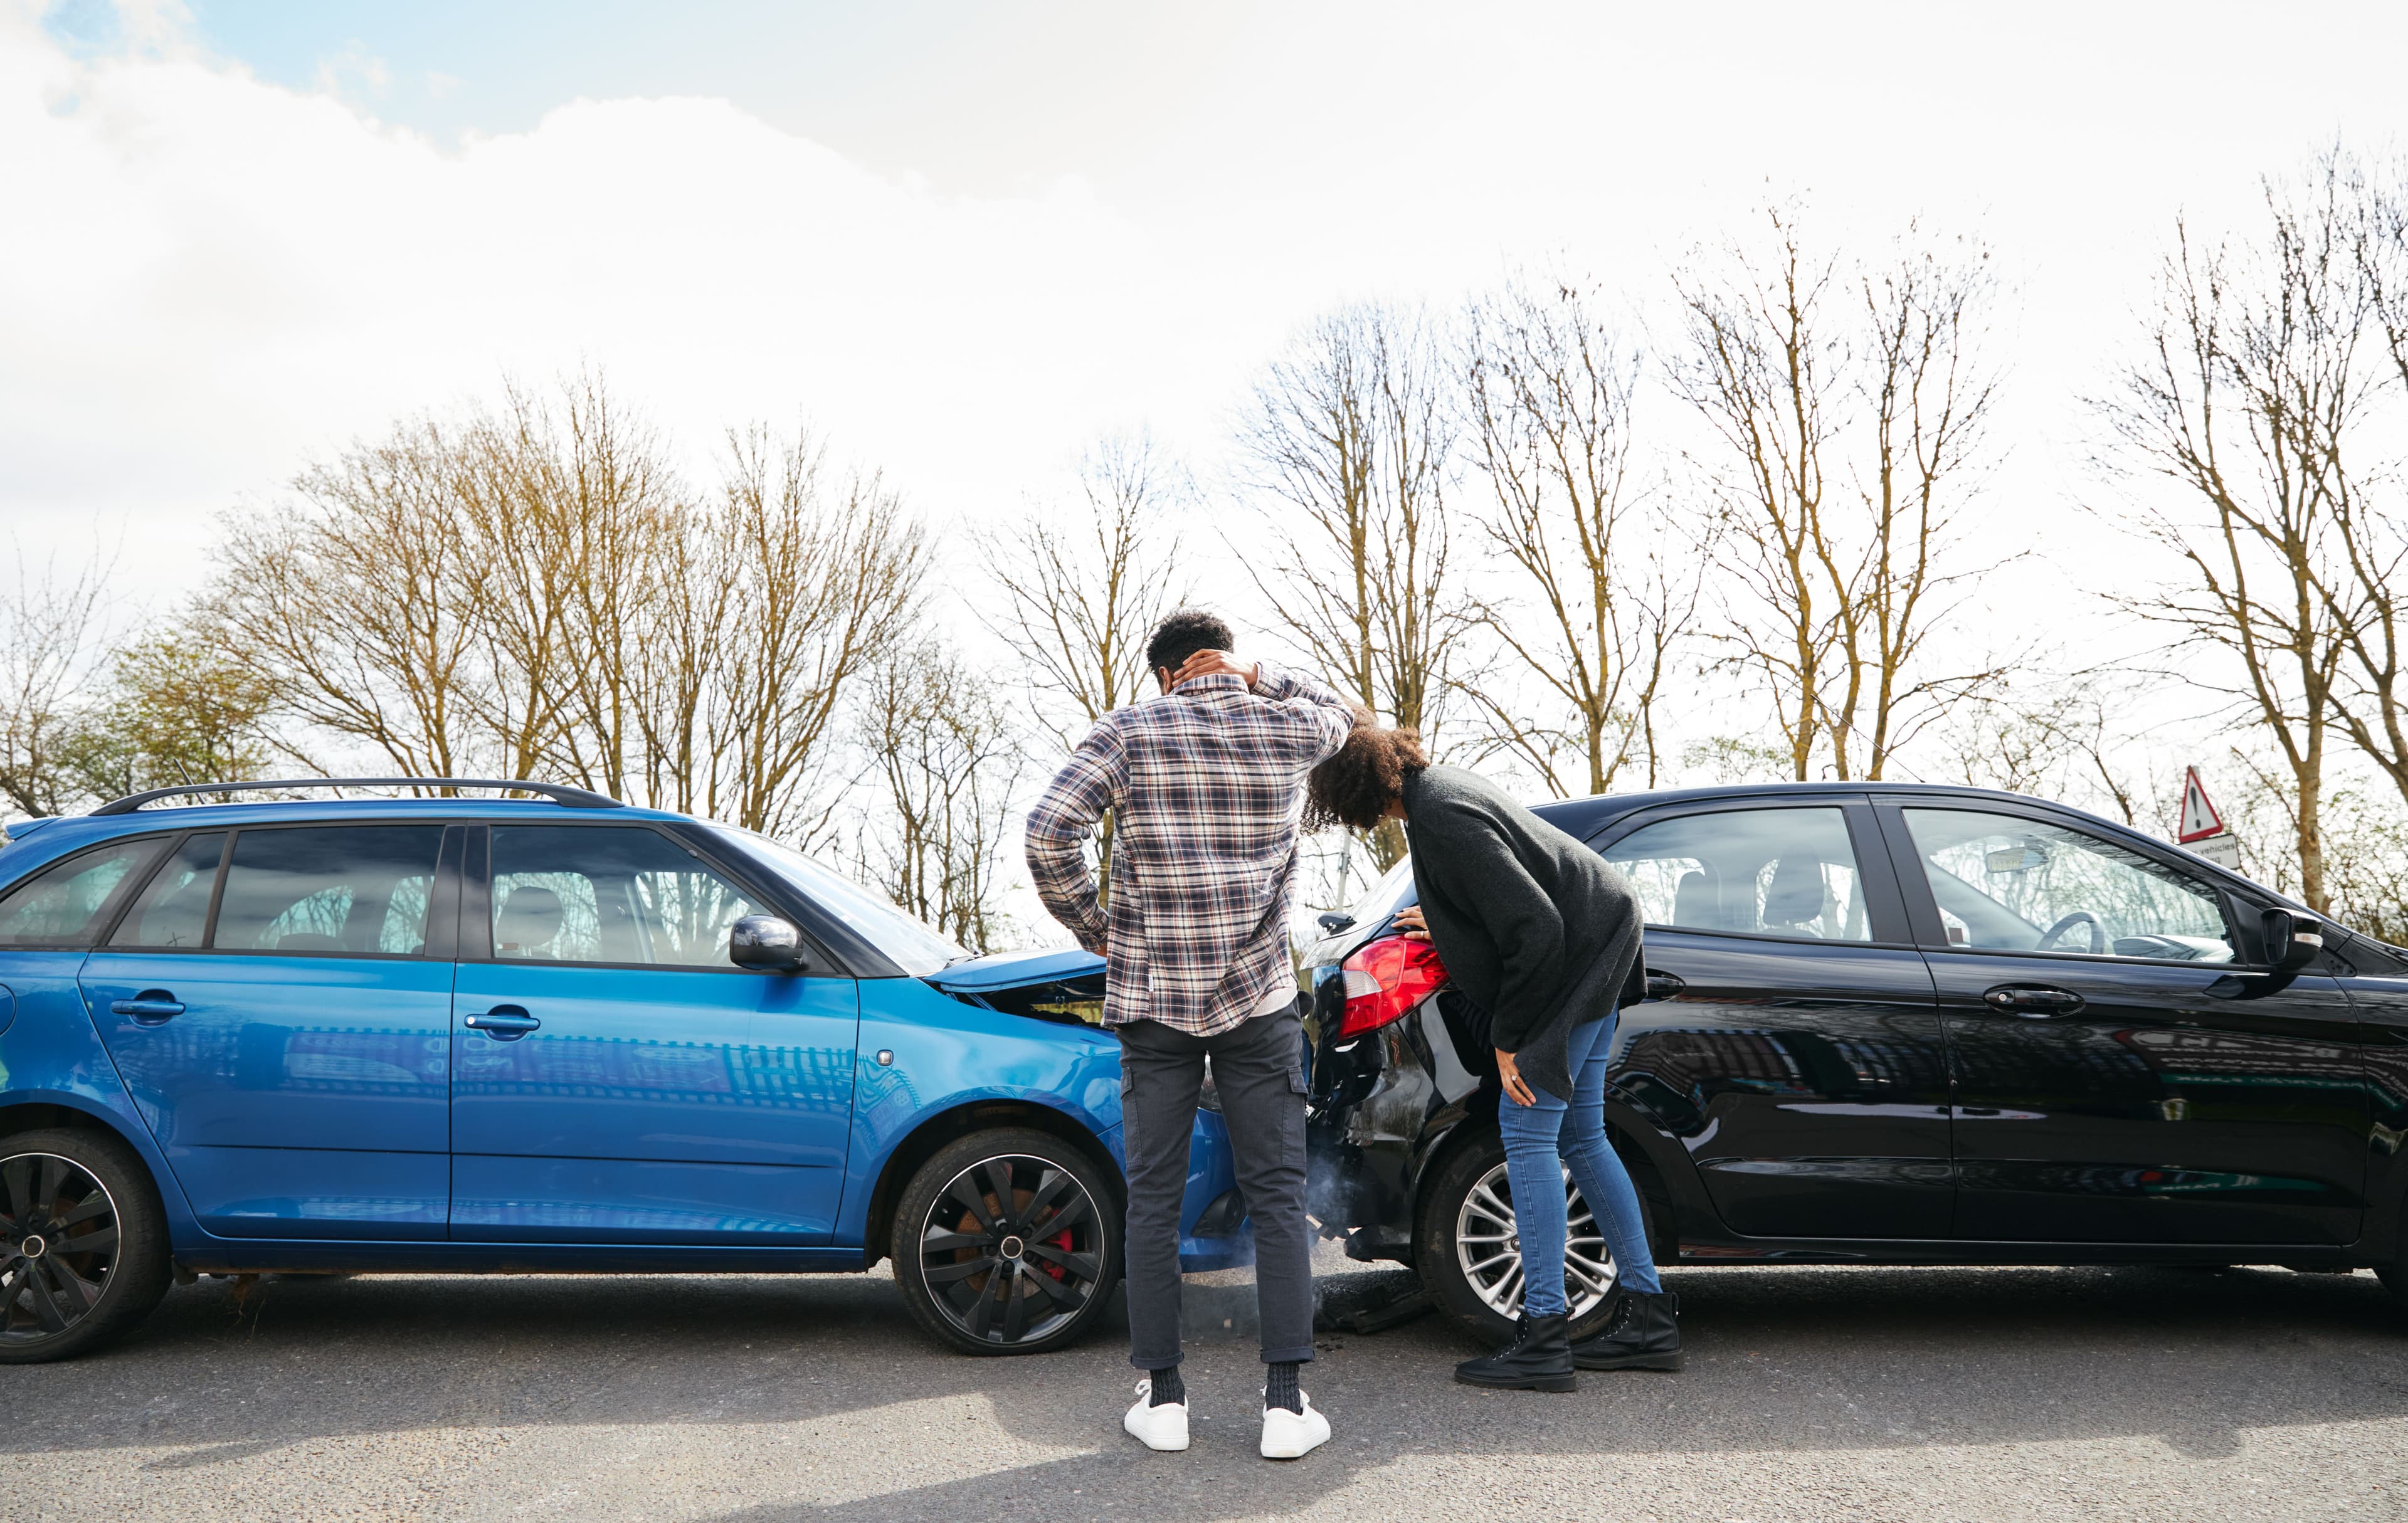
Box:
[4,1251,2406,1523]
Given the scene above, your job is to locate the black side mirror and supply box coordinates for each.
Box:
[731,914,808,972]
[2261,908,2321,973]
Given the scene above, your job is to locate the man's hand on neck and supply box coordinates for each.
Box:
[1159,650,1261,693]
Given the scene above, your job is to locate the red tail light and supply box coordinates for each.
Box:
[1337,935,1448,1040]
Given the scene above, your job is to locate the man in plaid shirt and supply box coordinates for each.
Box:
[1025,609,1353,1460]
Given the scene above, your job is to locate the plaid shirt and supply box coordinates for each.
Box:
[1025,664,1354,1035]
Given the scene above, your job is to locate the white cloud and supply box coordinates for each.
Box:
[0,4,1279,609]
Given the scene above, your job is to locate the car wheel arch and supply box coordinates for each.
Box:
[1407,1100,1686,1267]
[859,1099,1123,1268]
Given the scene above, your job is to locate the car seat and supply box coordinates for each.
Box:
[495,884,565,956]
[1760,856,1831,934]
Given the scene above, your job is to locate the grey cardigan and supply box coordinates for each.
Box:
[1400,765,1645,1102]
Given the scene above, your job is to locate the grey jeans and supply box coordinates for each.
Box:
[1116,1006,1316,1369]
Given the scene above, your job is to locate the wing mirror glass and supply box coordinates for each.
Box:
[2261,907,2321,973]
[731,914,808,972]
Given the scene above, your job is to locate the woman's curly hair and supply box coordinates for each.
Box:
[1304,724,1429,833]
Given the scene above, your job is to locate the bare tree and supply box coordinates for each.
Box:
[1238,302,1467,867]
[63,626,278,801]
[209,377,926,846]
[981,431,1185,902]
[2325,153,2408,816]
[707,428,930,843]
[212,419,485,780]
[0,553,115,816]
[853,640,1027,952]
[1924,670,2151,826]
[1459,275,1699,796]
[2094,161,2379,912]
[1671,203,2007,783]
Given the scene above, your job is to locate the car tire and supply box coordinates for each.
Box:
[1417,1127,1662,1345]
[890,1128,1122,1357]
[2380,1255,2407,1319]
[0,1127,174,1365]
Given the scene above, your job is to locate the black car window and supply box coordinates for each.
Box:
[109,832,227,949]
[1602,807,1871,941]
[0,838,164,948]
[1901,808,2234,961]
[212,826,445,956]
[490,825,763,968]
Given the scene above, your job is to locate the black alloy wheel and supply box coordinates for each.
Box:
[0,1129,173,1364]
[890,1128,1121,1357]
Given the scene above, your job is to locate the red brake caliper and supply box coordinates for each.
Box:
[1045,1226,1074,1280]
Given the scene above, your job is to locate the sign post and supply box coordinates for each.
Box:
[2177,766,2241,869]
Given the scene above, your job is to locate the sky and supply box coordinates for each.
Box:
[4,0,2407,752]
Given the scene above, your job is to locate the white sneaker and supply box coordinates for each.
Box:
[1259,1390,1330,1460]
[1124,1379,1190,1452]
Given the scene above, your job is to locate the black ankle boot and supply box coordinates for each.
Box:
[1570,1289,1682,1371]
[1453,1312,1576,1391]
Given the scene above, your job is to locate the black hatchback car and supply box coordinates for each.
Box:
[1301,782,2408,1342]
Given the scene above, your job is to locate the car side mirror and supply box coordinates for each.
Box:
[731,914,808,972]
[2261,908,2321,973]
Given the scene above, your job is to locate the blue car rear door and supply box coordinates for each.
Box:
[78,822,457,1240]
[448,823,858,1245]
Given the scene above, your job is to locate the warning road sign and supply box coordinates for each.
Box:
[2177,766,2226,844]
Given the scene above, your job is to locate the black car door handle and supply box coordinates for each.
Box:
[464,1006,541,1040]
[110,990,185,1021]
[1983,985,2085,1018]
[1644,970,1686,1001]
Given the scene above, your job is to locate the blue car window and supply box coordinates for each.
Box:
[212,825,446,956]
[0,836,164,947]
[109,831,227,949]
[490,825,764,967]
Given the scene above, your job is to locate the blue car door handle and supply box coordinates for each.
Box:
[464,1006,541,1040]
[110,989,185,1021]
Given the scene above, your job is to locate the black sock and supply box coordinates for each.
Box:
[1264,1360,1302,1414]
[1148,1365,1184,1407]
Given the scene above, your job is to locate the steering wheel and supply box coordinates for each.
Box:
[2036,910,2108,954]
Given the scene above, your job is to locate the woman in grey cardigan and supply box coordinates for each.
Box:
[1306,724,1679,1390]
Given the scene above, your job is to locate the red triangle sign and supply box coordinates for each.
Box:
[2177,766,2226,843]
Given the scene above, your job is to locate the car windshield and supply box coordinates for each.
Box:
[707,825,966,975]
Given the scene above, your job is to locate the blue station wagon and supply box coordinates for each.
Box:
[0,779,1252,1362]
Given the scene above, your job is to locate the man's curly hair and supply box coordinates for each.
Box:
[1144,608,1237,678]
[1304,724,1429,832]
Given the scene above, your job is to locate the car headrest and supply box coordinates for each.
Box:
[1672,868,1719,930]
[1761,856,1830,927]
[277,932,344,952]
[496,884,564,953]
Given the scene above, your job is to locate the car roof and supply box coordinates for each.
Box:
[1528,779,2130,838]
[0,796,699,872]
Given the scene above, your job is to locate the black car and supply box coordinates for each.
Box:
[1301,781,2408,1342]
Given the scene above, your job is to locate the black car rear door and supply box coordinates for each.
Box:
[1594,798,1953,1240]
[1876,801,2365,1246]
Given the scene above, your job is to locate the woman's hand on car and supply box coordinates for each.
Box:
[1391,905,1429,941]
[1496,1048,1537,1107]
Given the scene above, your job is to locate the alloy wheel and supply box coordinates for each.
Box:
[916,1154,1106,1347]
[1,1152,120,1346]
[1454,1160,1618,1321]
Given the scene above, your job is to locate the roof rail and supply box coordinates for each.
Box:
[88,777,626,816]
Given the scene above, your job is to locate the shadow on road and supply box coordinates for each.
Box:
[9,1262,2405,1520]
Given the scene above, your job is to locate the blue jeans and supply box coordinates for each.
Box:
[1497,1012,1662,1317]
